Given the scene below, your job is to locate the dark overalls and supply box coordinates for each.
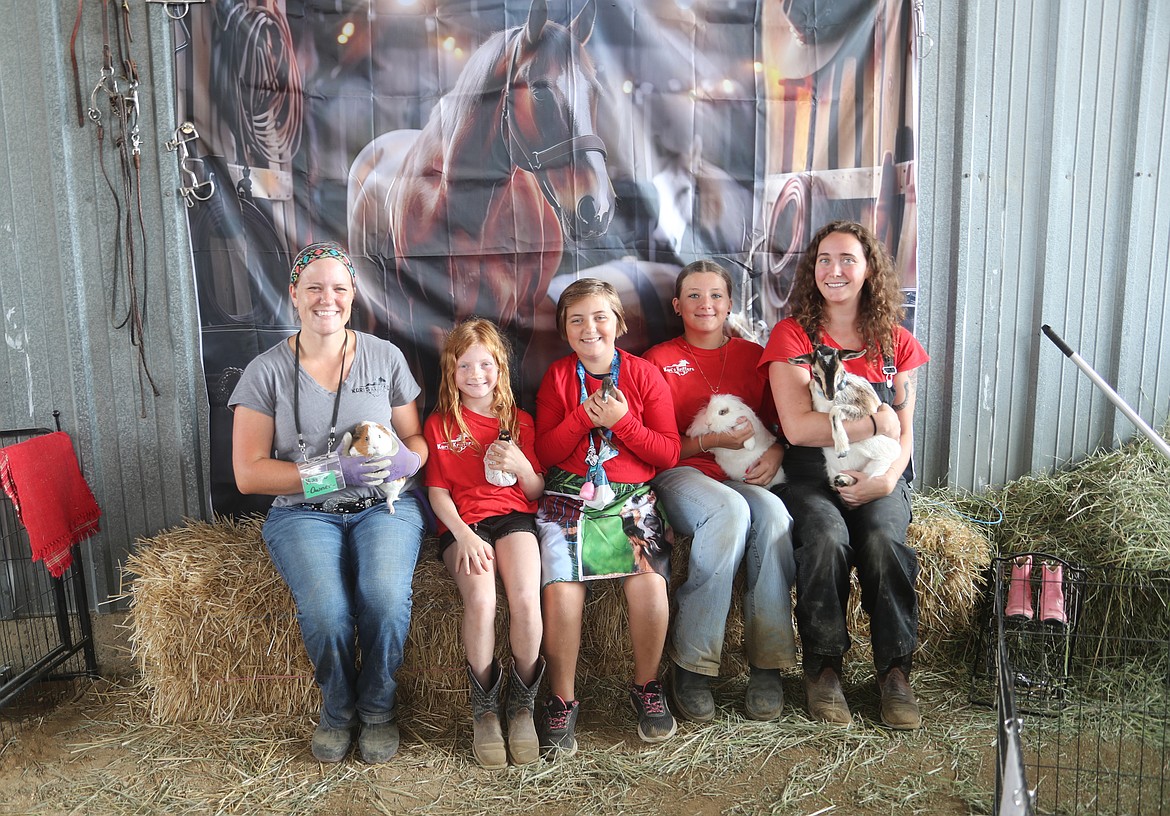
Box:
[773,378,918,676]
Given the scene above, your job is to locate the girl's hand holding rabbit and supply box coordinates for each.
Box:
[485,437,537,481]
[583,385,628,428]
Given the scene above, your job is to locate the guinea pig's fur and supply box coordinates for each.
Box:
[342,420,407,512]
[685,394,785,487]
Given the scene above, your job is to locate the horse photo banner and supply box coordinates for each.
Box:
[173,0,921,515]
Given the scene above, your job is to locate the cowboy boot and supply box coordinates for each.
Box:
[802,656,851,726]
[505,656,545,765]
[877,664,922,730]
[1039,562,1068,625]
[1005,555,1034,619]
[468,660,506,769]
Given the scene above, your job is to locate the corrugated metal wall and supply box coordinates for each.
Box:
[0,3,208,607]
[0,0,1167,605]
[917,0,1170,490]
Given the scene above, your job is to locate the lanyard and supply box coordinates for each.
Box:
[576,351,621,463]
[293,330,348,461]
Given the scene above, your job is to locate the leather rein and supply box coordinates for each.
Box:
[72,0,161,414]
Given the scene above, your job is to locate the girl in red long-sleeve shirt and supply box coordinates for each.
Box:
[534,278,680,755]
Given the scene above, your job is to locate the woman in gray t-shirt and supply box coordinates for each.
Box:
[229,242,428,764]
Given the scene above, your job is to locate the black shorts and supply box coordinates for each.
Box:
[437,510,538,558]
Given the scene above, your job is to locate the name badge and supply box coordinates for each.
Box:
[298,452,345,498]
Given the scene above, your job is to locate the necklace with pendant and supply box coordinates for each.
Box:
[684,336,729,394]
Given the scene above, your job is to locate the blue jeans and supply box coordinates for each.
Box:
[653,467,797,676]
[776,475,918,674]
[263,496,425,728]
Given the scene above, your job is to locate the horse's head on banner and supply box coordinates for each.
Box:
[495,0,613,242]
[347,0,614,398]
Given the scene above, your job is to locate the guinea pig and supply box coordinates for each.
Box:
[685,394,785,487]
[342,420,407,512]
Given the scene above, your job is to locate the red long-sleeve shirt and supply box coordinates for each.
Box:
[535,349,680,482]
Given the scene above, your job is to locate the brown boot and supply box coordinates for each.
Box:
[803,666,851,725]
[505,656,545,766]
[877,666,921,730]
[468,661,507,769]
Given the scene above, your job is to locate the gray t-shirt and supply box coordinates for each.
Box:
[229,331,422,507]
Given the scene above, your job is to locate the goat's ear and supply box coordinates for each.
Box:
[788,354,813,366]
[838,348,867,361]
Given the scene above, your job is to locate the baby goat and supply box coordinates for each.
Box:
[788,345,901,488]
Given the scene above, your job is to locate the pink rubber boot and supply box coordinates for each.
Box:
[1005,555,1034,619]
[1039,562,1068,625]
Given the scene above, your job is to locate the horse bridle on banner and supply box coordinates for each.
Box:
[499,29,607,220]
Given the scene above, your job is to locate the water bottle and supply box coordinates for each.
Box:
[484,428,518,487]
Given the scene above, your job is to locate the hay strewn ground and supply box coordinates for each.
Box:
[12,437,1170,815]
[6,669,998,816]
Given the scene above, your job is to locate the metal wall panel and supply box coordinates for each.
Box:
[0,2,209,608]
[918,0,1170,490]
[0,0,1167,608]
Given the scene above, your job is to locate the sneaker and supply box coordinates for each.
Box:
[358,721,400,764]
[744,666,784,721]
[311,722,353,763]
[629,679,677,743]
[670,664,715,722]
[539,695,579,756]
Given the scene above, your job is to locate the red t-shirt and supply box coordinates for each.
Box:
[758,318,929,383]
[759,318,929,483]
[643,336,776,480]
[424,408,541,534]
[535,349,680,482]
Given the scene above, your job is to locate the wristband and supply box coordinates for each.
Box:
[698,434,708,453]
[870,415,878,436]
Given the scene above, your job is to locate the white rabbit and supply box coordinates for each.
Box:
[686,394,785,487]
[342,420,407,512]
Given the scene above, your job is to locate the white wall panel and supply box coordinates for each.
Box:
[918,0,1170,490]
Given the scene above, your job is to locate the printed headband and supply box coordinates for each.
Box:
[289,241,357,285]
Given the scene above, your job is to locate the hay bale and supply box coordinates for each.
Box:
[125,516,316,723]
[126,518,507,727]
[990,432,1170,570]
[127,491,989,725]
[396,541,475,733]
[842,491,994,665]
[982,429,1170,647]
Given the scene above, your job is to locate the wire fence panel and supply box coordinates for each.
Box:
[975,553,1170,815]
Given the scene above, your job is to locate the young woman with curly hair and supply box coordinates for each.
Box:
[759,221,929,730]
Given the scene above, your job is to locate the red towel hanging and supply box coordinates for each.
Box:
[0,431,102,577]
